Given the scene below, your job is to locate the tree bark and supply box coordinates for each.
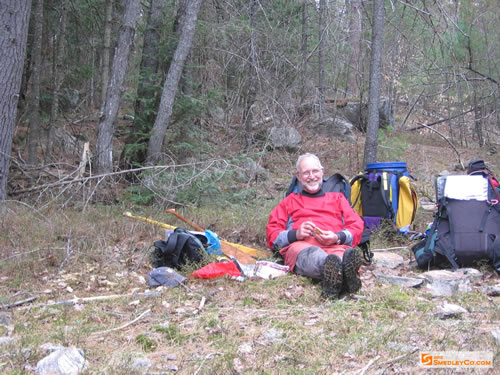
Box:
[242,0,258,150]
[146,0,203,163]
[46,0,69,161]
[317,0,326,119]
[27,0,43,166]
[0,0,32,201]
[95,0,141,174]
[100,0,113,110]
[347,0,361,98]
[120,0,167,168]
[363,0,385,166]
[299,0,308,104]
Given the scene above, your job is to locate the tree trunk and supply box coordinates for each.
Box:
[347,0,361,98]
[299,0,308,104]
[46,0,68,161]
[317,0,326,118]
[363,0,385,166]
[121,0,167,168]
[242,0,258,150]
[100,0,113,110]
[27,0,43,166]
[0,0,32,201]
[146,0,203,163]
[95,0,141,174]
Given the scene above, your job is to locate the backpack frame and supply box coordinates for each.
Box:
[350,162,418,232]
[413,172,500,273]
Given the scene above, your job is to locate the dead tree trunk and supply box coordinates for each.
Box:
[0,0,32,200]
[100,0,113,110]
[27,0,43,166]
[46,0,68,161]
[146,0,203,163]
[347,0,361,98]
[317,0,326,118]
[95,0,141,174]
[242,0,258,150]
[363,0,385,166]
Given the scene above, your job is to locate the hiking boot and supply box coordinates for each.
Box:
[321,254,343,300]
[342,247,362,293]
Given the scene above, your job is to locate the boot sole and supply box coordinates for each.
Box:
[321,254,343,299]
[343,248,362,293]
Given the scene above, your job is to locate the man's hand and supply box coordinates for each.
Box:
[314,230,339,246]
[297,222,339,245]
[297,221,318,240]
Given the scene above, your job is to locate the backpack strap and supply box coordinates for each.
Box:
[491,236,500,274]
[349,174,367,208]
[165,232,186,266]
[378,171,394,218]
[435,198,460,269]
[422,214,440,269]
[286,176,300,196]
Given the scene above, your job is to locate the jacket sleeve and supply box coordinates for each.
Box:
[338,195,365,247]
[266,197,296,250]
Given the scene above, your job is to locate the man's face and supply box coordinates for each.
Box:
[297,157,324,194]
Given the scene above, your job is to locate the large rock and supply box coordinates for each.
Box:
[372,252,404,269]
[417,268,482,296]
[337,98,394,132]
[269,126,301,150]
[36,346,87,375]
[309,117,355,141]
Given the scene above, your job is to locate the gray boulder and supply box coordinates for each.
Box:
[269,126,301,150]
[337,98,394,132]
[310,117,355,141]
[36,346,87,375]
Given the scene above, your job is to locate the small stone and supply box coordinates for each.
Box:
[372,252,404,269]
[131,357,152,373]
[437,303,467,319]
[374,271,424,287]
[480,283,500,297]
[491,330,500,345]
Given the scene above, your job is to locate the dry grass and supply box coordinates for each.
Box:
[1,134,499,374]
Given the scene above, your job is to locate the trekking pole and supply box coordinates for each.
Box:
[166,209,204,232]
[123,212,176,230]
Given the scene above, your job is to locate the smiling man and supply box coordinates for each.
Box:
[266,153,365,299]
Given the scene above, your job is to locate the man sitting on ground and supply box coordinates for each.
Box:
[266,153,364,299]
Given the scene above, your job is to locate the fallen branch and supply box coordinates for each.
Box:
[194,352,222,375]
[357,355,380,375]
[90,308,151,336]
[371,246,408,252]
[10,159,228,196]
[412,122,464,169]
[0,296,38,310]
[377,348,418,369]
[17,291,161,310]
[407,108,474,131]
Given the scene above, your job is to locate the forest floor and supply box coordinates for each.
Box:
[1,121,499,374]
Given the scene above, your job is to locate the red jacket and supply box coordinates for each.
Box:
[266,190,364,250]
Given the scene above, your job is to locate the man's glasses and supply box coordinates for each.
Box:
[301,169,322,178]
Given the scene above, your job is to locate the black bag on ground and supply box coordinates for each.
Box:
[151,227,207,269]
[413,172,500,273]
